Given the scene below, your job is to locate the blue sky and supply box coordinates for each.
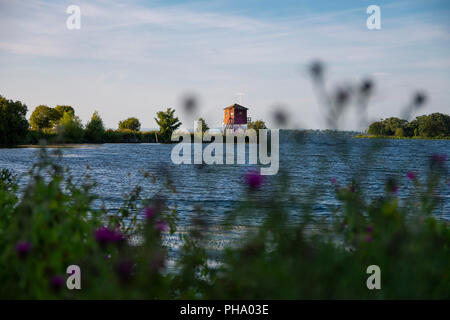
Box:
[0,0,449,130]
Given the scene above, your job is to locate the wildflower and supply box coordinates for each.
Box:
[183,95,197,113]
[386,177,398,194]
[15,241,31,258]
[331,178,337,185]
[155,219,168,232]
[335,88,350,105]
[244,170,264,190]
[366,225,374,233]
[95,227,124,246]
[406,171,416,180]
[309,61,324,80]
[347,180,359,194]
[365,235,372,243]
[360,79,373,95]
[143,207,155,219]
[413,92,426,106]
[273,109,288,126]
[50,275,65,290]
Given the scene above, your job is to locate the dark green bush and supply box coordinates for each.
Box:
[368,113,450,139]
[102,129,158,143]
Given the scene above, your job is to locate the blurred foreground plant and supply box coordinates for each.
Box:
[0,147,448,299]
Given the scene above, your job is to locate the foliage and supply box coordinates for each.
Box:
[197,118,209,134]
[30,105,60,130]
[102,129,158,143]
[56,112,84,143]
[0,148,178,298]
[54,105,74,117]
[118,117,141,132]
[248,119,267,130]
[368,113,450,138]
[0,95,29,145]
[85,111,105,143]
[154,108,182,143]
[415,113,450,138]
[2,99,161,145]
[24,129,58,145]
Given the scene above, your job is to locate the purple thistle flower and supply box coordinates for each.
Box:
[50,275,65,290]
[155,219,168,232]
[244,170,264,190]
[392,186,399,194]
[95,227,124,246]
[15,241,31,257]
[331,178,337,185]
[365,235,372,243]
[406,171,416,180]
[143,207,156,219]
[366,225,374,233]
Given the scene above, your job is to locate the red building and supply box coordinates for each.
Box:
[223,104,251,131]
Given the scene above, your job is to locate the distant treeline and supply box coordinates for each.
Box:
[0,94,185,145]
[367,113,450,139]
[1,94,270,146]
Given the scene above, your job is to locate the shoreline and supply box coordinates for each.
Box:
[10,144,106,149]
[354,134,450,141]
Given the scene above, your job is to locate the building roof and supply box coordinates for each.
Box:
[224,103,248,110]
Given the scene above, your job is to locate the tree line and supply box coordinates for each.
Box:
[0,95,185,145]
[367,113,450,139]
[1,94,268,146]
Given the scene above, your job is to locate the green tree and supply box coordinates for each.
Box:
[368,121,384,135]
[154,108,182,143]
[394,127,404,137]
[0,95,29,145]
[30,105,60,130]
[367,113,450,138]
[383,117,408,136]
[57,111,84,143]
[197,118,209,134]
[404,120,418,137]
[85,111,105,143]
[416,113,450,138]
[118,117,141,132]
[248,120,267,130]
[54,105,74,119]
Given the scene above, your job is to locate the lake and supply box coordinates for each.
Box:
[1,131,449,259]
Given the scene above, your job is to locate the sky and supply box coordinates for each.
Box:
[0,0,449,130]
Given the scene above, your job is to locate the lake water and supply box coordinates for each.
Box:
[1,131,449,258]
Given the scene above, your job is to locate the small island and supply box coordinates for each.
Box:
[356,113,450,140]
